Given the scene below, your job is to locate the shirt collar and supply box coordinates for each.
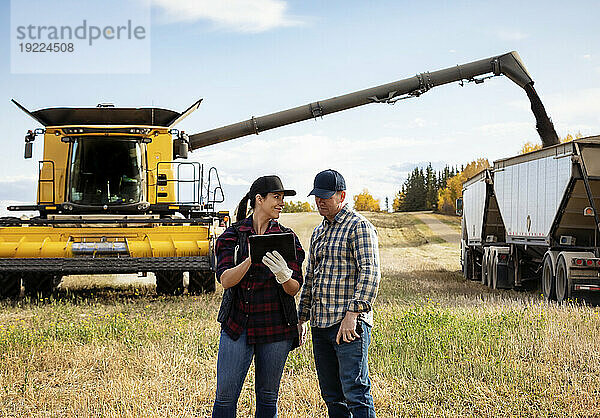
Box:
[238,215,280,233]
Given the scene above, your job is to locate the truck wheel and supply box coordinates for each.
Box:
[481,249,488,286]
[555,257,570,303]
[155,271,184,295]
[0,273,21,298]
[542,256,556,301]
[188,271,216,294]
[23,273,61,298]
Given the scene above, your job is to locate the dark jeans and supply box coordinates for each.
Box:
[212,330,293,418]
[311,321,375,418]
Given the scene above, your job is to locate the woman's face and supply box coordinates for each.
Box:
[255,192,285,219]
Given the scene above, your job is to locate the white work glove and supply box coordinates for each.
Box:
[262,251,293,284]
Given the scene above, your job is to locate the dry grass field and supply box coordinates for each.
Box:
[2,211,600,417]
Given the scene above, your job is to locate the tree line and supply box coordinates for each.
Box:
[392,164,463,213]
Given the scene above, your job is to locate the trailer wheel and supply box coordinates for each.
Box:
[188,271,216,294]
[23,273,61,299]
[155,271,184,295]
[481,248,488,286]
[555,257,570,303]
[0,273,21,298]
[490,254,498,290]
[542,256,556,301]
[463,249,474,280]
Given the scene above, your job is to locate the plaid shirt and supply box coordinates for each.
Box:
[298,204,380,328]
[216,216,305,344]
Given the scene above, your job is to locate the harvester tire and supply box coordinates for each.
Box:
[0,273,21,298]
[23,273,61,298]
[156,271,184,295]
[188,271,216,294]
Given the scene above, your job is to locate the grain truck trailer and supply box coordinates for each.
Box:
[459,137,600,302]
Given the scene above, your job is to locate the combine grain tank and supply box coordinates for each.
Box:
[460,137,600,302]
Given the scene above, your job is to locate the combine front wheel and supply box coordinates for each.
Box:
[23,273,61,298]
[188,271,216,294]
[0,273,21,298]
[155,271,184,295]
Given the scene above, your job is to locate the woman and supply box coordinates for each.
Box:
[212,175,305,418]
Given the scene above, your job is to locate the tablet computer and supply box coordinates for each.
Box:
[248,232,296,264]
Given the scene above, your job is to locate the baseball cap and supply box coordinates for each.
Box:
[308,169,346,199]
[249,175,296,197]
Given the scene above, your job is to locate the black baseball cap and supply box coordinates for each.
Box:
[308,169,346,199]
[249,175,296,197]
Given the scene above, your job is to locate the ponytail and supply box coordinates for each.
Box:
[235,192,250,222]
[235,189,269,222]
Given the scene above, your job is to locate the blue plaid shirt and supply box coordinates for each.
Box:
[298,204,380,328]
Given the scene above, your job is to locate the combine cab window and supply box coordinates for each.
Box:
[69,138,143,205]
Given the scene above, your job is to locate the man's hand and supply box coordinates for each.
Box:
[298,320,308,346]
[336,311,360,344]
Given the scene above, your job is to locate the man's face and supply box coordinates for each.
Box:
[315,191,345,220]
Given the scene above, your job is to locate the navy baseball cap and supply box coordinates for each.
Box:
[308,169,346,199]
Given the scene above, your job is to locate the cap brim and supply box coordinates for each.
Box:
[308,188,336,199]
[272,189,296,197]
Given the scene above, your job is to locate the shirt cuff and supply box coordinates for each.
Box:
[348,300,371,313]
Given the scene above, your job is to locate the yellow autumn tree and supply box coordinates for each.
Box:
[353,189,380,212]
[437,158,490,215]
[283,201,315,213]
[520,132,583,154]
[392,191,404,212]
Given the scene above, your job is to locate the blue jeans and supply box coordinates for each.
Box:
[311,321,375,418]
[212,330,293,418]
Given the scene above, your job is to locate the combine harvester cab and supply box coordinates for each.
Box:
[1,101,229,298]
[460,137,600,302]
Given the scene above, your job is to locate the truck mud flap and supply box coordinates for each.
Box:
[0,256,211,274]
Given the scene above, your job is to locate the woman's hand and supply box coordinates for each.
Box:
[262,251,300,296]
[262,251,292,284]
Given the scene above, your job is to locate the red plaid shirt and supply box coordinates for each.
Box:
[216,216,305,344]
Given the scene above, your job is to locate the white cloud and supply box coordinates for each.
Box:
[152,0,302,32]
[473,122,531,136]
[497,30,528,41]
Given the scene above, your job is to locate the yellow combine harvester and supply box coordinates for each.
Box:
[3,100,228,298]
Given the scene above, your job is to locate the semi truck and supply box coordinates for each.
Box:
[459,137,600,302]
[4,51,559,298]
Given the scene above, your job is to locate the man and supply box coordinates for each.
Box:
[298,169,381,418]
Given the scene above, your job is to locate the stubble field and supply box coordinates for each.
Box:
[1,211,600,417]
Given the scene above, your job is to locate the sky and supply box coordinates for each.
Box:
[0,0,599,214]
